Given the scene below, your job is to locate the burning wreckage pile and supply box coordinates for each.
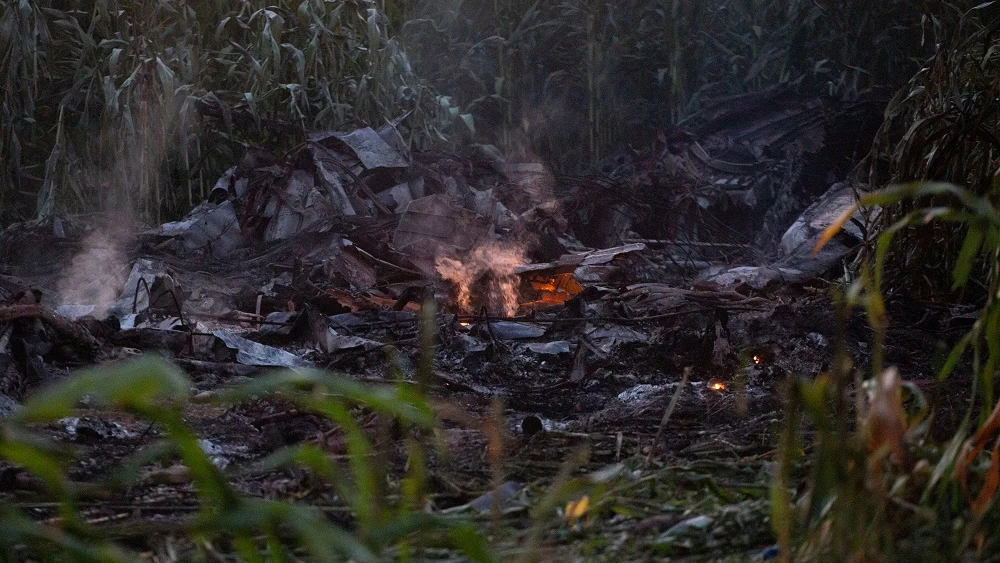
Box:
[0,86,881,502]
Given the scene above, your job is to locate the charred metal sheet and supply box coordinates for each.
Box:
[315,126,409,171]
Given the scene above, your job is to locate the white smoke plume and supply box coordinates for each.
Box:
[53,92,180,317]
[56,227,130,318]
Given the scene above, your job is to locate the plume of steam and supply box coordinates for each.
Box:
[53,91,178,317]
[435,241,526,316]
[56,228,129,318]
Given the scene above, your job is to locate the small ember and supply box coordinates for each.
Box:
[709,382,726,391]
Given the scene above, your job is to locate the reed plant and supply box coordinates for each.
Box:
[771,181,1000,561]
[0,312,492,561]
[0,0,960,225]
[400,0,936,171]
[1,0,449,225]
[867,2,1000,298]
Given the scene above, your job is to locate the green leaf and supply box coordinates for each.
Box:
[953,226,985,289]
[939,332,974,381]
[16,356,190,423]
[0,507,131,562]
[155,57,177,96]
[218,369,435,428]
[448,523,493,563]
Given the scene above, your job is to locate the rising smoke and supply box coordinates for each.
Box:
[56,227,130,318]
[54,91,181,317]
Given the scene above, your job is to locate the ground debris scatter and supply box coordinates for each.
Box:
[0,88,965,560]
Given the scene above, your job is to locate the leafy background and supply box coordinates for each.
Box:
[7,1,1000,561]
[0,0,947,226]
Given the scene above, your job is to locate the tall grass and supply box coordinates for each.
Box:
[868,2,1000,298]
[772,181,1000,561]
[401,0,936,171]
[0,0,964,225]
[1,0,446,225]
[0,312,492,561]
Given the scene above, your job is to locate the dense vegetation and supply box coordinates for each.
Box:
[0,0,944,225]
[5,0,1000,561]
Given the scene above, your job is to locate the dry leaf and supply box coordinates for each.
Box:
[956,399,1000,489]
[812,204,859,255]
[565,495,590,527]
[972,439,1000,516]
[865,367,906,465]
[956,398,1000,513]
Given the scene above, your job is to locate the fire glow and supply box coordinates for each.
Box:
[525,272,584,307]
[709,381,726,391]
[435,241,526,316]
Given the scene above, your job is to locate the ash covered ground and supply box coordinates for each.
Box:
[0,86,968,559]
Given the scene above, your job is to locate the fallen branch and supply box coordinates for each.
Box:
[0,304,100,350]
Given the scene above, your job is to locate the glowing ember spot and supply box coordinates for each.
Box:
[459,321,471,327]
[709,382,726,391]
[524,271,583,308]
[752,355,762,365]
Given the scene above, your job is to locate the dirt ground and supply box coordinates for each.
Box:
[0,225,973,561]
[0,86,969,560]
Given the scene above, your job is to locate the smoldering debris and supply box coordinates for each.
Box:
[0,97,878,401]
[0,92,927,540]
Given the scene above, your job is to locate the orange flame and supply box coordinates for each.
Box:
[526,272,583,306]
[435,241,526,316]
